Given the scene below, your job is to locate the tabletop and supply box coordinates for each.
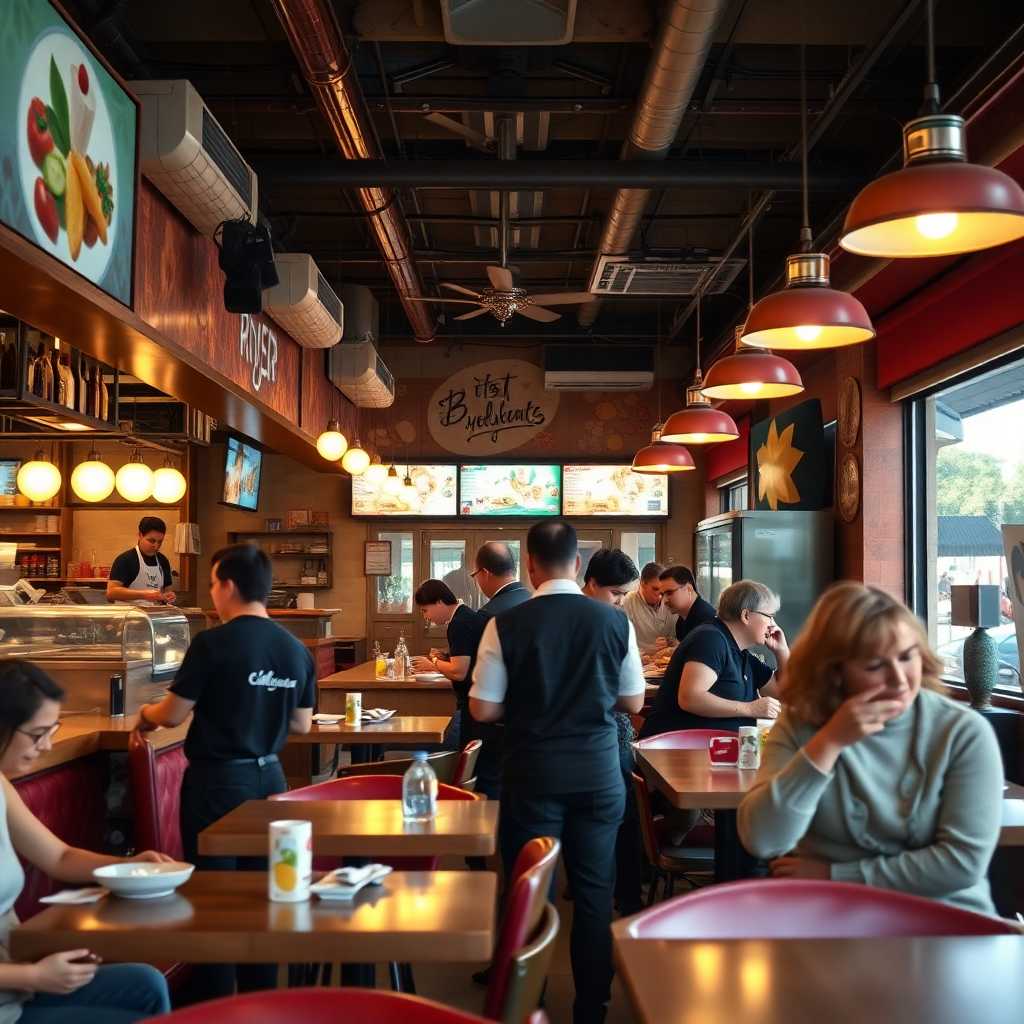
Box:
[199,799,499,857]
[612,933,1024,1024]
[12,871,497,965]
[320,661,452,690]
[285,717,450,745]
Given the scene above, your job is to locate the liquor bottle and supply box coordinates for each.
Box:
[28,344,41,397]
[39,344,54,402]
[59,352,75,409]
[99,366,109,421]
[76,355,88,414]
[49,340,61,400]
[86,362,100,418]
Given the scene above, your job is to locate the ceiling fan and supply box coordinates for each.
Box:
[408,266,594,325]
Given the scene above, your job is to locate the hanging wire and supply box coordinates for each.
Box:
[922,0,940,113]
[799,39,812,251]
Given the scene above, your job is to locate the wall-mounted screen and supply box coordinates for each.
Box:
[0,0,138,306]
[223,437,262,511]
[0,460,20,497]
[459,464,561,517]
[563,464,669,517]
[352,465,458,517]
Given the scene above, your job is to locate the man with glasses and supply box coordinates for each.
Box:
[621,562,677,653]
[658,564,717,645]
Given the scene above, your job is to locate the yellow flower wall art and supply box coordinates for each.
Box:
[756,419,805,511]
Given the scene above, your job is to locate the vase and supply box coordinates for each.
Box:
[962,627,998,709]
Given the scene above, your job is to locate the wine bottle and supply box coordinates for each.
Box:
[87,362,100,418]
[39,345,54,402]
[49,341,61,400]
[99,367,109,421]
[77,356,88,414]
[60,352,75,409]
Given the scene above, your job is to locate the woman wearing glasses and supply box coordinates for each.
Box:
[0,660,172,1022]
[639,579,787,738]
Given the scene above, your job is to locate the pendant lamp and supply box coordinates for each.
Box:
[115,450,155,502]
[400,471,418,503]
[660,293,740,444]
[383,464,403,494]
[631,427,695,474]
[702,328,805,400]
[744,42,874,350]
[363,456,387,485]
[316,419,348,462]
[341,440,370,475]
[152,459,188,504]
[70,450,115,502]
[840,0,1024,258]
[16,450,62,503]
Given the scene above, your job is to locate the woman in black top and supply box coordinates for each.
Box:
[411,579,484,747]
[640,579,787,738]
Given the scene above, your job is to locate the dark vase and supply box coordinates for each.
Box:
[962,627,998,709]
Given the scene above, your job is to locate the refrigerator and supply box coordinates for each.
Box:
[695,509,834,651]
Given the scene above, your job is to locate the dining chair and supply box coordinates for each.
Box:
[156,987,550,1023]
[340,748,461,784]
[484,837,561,1023]
[633,728,738,751]
[452,738,483,791]
[620,878,1022,938]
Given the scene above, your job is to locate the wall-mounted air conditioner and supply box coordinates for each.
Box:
[262,254,343,349]
[133,79,258,238]
[544,345,654,391]
[328,341,395,408]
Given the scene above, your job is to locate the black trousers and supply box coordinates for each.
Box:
[500,779,626,1024]
[180,759,287,999]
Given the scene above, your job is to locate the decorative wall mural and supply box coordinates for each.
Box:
[750,399,829,512]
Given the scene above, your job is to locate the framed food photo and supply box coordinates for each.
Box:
[0,0,139,307]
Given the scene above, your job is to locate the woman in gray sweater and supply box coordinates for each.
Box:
[738,583,1004,915]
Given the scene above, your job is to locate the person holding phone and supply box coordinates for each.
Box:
[0,660,172,1022]
[738,583,1003,914]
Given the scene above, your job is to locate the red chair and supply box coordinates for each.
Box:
[453,738,483,791]
[620,878,1022,939]
[156,988,549,1023]
[484,837,561,1023]
[633,728,737,751]
[128,729,187,860]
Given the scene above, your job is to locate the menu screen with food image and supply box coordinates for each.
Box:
[0,0,137,306]
[352,465,458,517]
[563,465,669,517]
[459,464,561,517]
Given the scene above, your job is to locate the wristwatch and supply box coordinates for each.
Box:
[430,655,439,667]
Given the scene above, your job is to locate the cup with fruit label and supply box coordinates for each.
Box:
[268,819,312,903]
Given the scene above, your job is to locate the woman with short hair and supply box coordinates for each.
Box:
[738,582,1004,914]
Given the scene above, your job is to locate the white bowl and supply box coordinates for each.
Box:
[93,861,195,899]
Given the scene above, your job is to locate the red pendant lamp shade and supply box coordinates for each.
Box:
[701,331,804,401]
[631,428,695,474]
[660,374,740,444]
[741,253,875,350]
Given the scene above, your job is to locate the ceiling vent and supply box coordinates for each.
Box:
[328,341,395,408]
[589,256,747,296]
[544,345,654,391]
[441,0,577,45]
[263,254,343,349]
[133,79,258,237]
[339,284,380,345]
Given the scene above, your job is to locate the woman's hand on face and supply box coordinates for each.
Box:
[822,685,905,748]
[129,850,176,864]
[769,855,830,880]
[28,950,99,994]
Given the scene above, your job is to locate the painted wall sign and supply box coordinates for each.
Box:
[427,359,559,455]
[239,313,279,394]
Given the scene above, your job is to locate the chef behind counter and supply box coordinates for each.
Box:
[105,516,176,605]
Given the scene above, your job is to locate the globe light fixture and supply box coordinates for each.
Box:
[631,428,696,474]
[363,457,388,484]
[70,450,115,502]
[340,440,370,476]
[16,450,62,503]
[152,460,188,504]
[316,419,348,462]
[115,450,155,502]
[383,464,403,494]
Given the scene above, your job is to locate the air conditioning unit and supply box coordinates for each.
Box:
[440,0,576,45]
[262,254,343,349]
[133,79,258,238]
[544,345,654,391]
[589,256,747,296]
[328,341,395,408]
[339,284,379,344]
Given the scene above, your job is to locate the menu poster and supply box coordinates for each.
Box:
[0,460,19,497]
[563,465,669,517]
[352,465,457,516]
[459,464,561,517]
[0,0,138,306]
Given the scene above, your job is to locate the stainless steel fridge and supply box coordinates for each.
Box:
[695,509,835,649]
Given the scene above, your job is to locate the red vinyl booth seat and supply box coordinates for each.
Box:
[621,879,1021,939]
[128,735,187,861]
[633,728,738,750]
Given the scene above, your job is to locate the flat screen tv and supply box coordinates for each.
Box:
[222,437,262,511]
[459,464,561,517]
[0,0,139,306]
[352,464,458,517]
[0,460,20,497]
[563,464,669,517]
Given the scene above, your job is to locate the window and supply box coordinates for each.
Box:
[376,531,414,615]
[911,356,1024,694]
[621,531,657,573]
[719,476,749,513]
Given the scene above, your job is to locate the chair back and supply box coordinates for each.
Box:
[271,774,481,802]
[453,740,482,788]
[494,903,559,1024]
[630,771,663,867]
[622,879,1022,939]
[341,749,460,784]
[634,728,737,750]
[128,728,186,859]
[156,987,502,1023]
[484,837,561,1021]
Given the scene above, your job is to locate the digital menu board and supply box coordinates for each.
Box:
[352,465,458,517]
[459,464,561,517]
[563,465,669,517]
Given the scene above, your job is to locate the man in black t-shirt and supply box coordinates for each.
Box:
[659,564,717,644]
[106,516,176,604]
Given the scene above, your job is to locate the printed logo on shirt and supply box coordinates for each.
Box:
[248,670,298,691]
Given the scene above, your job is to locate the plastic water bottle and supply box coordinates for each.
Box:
[402,752,438,822]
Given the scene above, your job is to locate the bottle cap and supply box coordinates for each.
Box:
[411,751,428,761]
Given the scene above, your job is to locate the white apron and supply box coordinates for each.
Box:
[128,545,163,604]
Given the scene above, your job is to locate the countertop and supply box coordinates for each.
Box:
[202,609,342,619]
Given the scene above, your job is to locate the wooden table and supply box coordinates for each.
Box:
[612,931,1024,1024]
[319,662,456,719]
[199,799,499,858]
[1002,781,1024,847]
[12,871,496,964]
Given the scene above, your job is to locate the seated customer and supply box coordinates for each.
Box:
[639,579,784,738]
[658,565,716,645]
[0,660,171,1023]
[620,562,677,653]
[738,583,1004,915]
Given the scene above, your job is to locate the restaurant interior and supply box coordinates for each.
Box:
[1,0,1023,1021]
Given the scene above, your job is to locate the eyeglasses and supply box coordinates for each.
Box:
[469,568,488,579]
[750,610,776,624]
[17,722,61,748]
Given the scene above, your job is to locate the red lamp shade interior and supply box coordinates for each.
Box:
[660,405,740,444]
[631,441,695,473]
[741,287,875,350]
[701,350,804,400]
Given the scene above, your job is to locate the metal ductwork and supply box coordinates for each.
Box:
[578,0,729,327]
[270,0,436,343]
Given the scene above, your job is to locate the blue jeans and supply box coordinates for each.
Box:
[19,963,169,1023]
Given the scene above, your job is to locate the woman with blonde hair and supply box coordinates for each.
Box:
[738,582,1004,914]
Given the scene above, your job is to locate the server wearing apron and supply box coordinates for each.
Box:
[106,516,176,604]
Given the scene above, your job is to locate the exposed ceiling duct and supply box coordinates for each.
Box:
[269,0,436,343]
[578,0,730,327]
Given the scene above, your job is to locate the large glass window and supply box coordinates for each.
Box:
[915,357,1024,693]
[621,531,657,573]
[376,531,414,615]
[719,476,748,513]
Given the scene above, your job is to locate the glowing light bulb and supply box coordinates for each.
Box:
[915,212,958,239]
[363,461,387,484]
[689,433,709,443]
[115,459,154,502]
[71,455,115,502]
[341,443,370,475]
[384,469,403,495]
[794,324,823,342]
[152,466,187,503]
[17,456,61,503]
[316,421,348,462]
[739,381,763,395]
